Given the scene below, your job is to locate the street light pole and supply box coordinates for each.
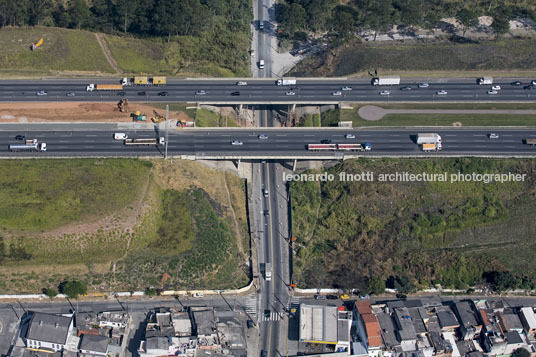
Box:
[164,104,169,160]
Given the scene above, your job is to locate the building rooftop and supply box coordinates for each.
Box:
[362,313,382,347]
[26,312,72,345]
[500,313,524,332]
[520,307,536,329]
[376,312,399,348]
[79,334,108,353]
[505,331,523,345]
[299,304,338,344]
[453,301,479,328]
[192,309,216,336]
[437,308,459,329]
[394,308,417,341]
[408,308,426,334]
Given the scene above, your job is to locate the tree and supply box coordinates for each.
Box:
[456,8,478,37]
[512,348,530,357]
[145,287,157,296]
[491,16,509,38]
[367,276,386,295]
[43,287,58,299]
[60,280,87,299]
[484,271,518,292]
[68,0,91,29]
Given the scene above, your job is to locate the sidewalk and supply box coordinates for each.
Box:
[358,105,536,121]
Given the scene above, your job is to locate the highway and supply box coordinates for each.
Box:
[0,128,535,157]
[2,78,536,103]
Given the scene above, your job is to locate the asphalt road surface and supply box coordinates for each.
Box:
[0,128,535,157]
[2,78,536,103]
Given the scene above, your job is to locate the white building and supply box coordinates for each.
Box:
[25,312,74,352]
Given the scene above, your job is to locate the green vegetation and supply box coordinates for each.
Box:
[0,159,249,293]
[0,159,150,232]
[293,39,536,77]
[296,114,321,127]
[291,158,536,291]
[60,280,87,299]
[330,107,536,127]
[195,109,239,127]
[0,27,114,75]
[513,348,531,357]
[114,188,248,289]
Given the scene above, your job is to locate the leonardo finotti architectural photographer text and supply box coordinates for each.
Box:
[283,171,527,184]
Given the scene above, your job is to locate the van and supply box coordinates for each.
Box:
[259,60,265,69]
[259,20,264,30]
[114,133,127,140]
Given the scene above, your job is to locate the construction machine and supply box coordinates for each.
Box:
[118,98,129,112]
[131,111,147,122]
[151,110,166,123]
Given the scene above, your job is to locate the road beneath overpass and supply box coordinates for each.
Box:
[0,127,535,158]
[1,78,536,104]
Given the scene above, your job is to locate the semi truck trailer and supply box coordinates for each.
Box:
[9,142,46,152]
[525,139,536,146]
[477,77,493,85]
[277,78,297,86]
[372,76,401,86]
[124,137,165,146]
[417,133,442,144]
[86,84,123,91]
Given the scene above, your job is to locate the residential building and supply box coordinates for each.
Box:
[520,307,536,335]
[25,312,74,352]
[453,301,481,340]
[79,334,109,356]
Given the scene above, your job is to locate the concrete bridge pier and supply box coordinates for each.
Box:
[233,159,241,169]
[292,159,297,171]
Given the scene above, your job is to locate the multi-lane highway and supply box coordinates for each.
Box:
[0,128,535,157]
[2,78,536,103]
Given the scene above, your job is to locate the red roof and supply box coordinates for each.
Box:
[338,306,346,311]
[362,313,382,347]
[354,301,372,315]
[480,310,491,327]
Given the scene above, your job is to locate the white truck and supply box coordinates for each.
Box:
[9,141,46,152]
[417,133,442,150]
[264,263,272,281]
[259,60,265,69]
[277,78,297,86]
[372,76,400,86]
[477,77,493,85]
[124,137,165,146]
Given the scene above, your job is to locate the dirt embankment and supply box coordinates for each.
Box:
[0,102,192,123]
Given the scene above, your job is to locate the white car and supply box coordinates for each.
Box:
[231,140,243,145]
[258,134,268,139]
[379,90,390,96]
[345,134,356,139]
[192,292,204,298]
[195,90,206,95]
[418,83,429,88]
[236,81,248,86]
[341,86,352,91]
[436,90,447,95]
[332,91,342,96]
[531,80,536,86]
[491,85,501,91]
[114,133,128,140]
[488,133,499,139]
[487,90,498,95]
[36,90,47,96]
[285,91,295,96]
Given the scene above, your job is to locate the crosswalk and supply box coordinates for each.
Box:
[245,295,257,320]
[261,311,282,322]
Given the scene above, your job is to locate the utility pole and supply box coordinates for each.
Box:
[124,1,128,34]
[164,104,169,160]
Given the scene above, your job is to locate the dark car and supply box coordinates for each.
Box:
[396,293,407,299]
[246,320,255,329]
[264,309,270,318]
[262,351,268,357]
[137,91,146,96]
[117,91,126,96]
[158,91,169,96]
[524,85,534,90]
[15,135,25,141]
[511,81,522,86]
[326,294,338,300]
[66,92,76,97]
[400,86,412,91]
[231,91,240,96]
[320,139,332,144]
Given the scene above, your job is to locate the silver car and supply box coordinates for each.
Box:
[285,91,296,96]
[379,90,390,96]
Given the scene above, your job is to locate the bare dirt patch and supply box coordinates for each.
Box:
[0,102,192,123]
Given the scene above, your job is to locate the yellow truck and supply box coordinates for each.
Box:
[422,143,440,152]
[152,76,166,85]
[134,76,148,85]
[525,139,536,146]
